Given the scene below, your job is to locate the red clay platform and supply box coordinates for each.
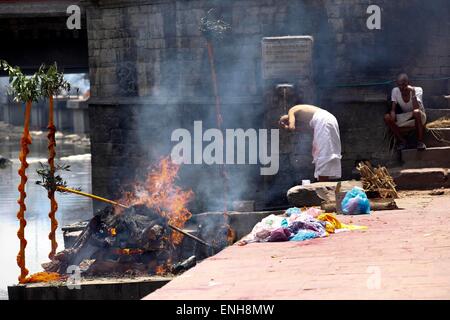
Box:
[145,191,450,300]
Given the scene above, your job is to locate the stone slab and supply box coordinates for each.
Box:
[287,181,363,207]
[401,147,450,168]
[426,109,450,123]
[192,210,283,243]
[391,167,449,190]
[8,276,172,300]
[261,36,313,80]
[424,128,450,148]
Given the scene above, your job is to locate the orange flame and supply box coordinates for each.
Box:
[113,248,144,255]
[155,265,165,275]
[120,157,193,245]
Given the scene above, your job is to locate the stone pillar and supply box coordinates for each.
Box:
[261,36,316,206]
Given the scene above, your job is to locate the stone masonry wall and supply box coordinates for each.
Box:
[85,0,450,210]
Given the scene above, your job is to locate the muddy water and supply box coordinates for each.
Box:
[0,138,93,299]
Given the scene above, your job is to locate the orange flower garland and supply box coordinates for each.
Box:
[17,101,32,283]
[47,95,58,259]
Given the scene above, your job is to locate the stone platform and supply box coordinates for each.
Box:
[144,191,450,300]
[8,276,172,300]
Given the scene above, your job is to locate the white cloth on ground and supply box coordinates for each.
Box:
[309,109,342,179]
[238,210,328,244]
[239,214,286,244]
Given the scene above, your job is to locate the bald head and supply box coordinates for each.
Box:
[396,73,410,92]
[397,73,409,82]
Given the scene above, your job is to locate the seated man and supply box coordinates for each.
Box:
[384,73,427,150]
[279,104,342,182]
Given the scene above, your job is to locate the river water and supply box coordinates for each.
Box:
[0,137,93,299]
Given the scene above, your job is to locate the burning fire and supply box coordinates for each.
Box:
[113,248,144,255]
[109,228,117,236]
[120,157,194,245]
[155,265,165,275]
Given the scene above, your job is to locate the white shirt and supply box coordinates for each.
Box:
[391,86,424,113]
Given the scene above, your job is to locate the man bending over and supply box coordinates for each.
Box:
[279,104,342,182]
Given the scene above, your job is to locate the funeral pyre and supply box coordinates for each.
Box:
[39,158,217,278]
[44,205,180,276]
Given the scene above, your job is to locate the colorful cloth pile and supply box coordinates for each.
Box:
[238,207,367,245]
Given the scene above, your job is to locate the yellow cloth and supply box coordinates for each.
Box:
[317,213,367,233]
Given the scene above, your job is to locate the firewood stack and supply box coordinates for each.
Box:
[356,161,399,199]
[42,205,178,276]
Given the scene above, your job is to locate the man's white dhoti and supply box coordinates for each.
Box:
[395,110,426,128]
[309,110,342,179]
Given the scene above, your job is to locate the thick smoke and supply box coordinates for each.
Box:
[111,0,449,212]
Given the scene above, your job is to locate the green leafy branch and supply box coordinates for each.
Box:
[0,60,71,102]
[0,60,41,103]
[38,63,71,98]
[36,162,80,193]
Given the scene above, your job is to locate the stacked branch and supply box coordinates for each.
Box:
[36,164,211,276]
[356,161,398,199]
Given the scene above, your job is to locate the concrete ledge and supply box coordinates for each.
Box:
[425,128,450,148]
[192,210,283,242]
[426,109,450,123]
[8,276,172,300]
[0,1,83,18]
[88,95,263,106]
[401,147,450,168]
[391,167,449,190]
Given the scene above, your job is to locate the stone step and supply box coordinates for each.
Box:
[401,146,450,168]
[428,97,450,109]
[427,109,450,123]
[424,128,450,147]
[390,167,449,190]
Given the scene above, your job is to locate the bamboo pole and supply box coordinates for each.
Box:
[206,41,228,212]
[206,41,235,245]
[56,186,129,208]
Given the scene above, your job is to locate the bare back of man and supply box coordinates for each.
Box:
[279,104,322,131]
[279,104,342,182]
